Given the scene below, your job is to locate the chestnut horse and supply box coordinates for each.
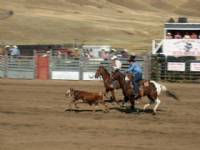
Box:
[95,66,120,102]
[111,70,179,115]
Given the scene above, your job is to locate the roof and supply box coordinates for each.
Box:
[165,23,200,30]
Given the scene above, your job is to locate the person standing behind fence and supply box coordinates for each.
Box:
[127,55,143,99]
[111,55,122,71]
[9,45,20,58]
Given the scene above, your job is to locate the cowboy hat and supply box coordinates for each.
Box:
[128,55,136,62]
[5,45,10,48]
[111,55,117,60]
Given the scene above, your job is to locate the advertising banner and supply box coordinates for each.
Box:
[52,71,79,80]
[163,39,200,56]
[190,63,200,72]
[167,62,185,71]
[83,72,101,80]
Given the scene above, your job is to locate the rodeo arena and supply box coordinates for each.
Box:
[1,17,200,150]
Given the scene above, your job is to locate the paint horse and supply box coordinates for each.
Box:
[111,70,179,115]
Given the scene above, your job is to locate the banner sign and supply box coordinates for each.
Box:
[83,72,102,80]
[52,71,79,80]
[163,39,200,56]
[167,62,185,71]
[190,63,200,72]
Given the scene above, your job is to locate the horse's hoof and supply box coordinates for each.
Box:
[104,110,109,113]
[135,109,140,113]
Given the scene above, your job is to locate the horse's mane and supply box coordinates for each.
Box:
[114,69,125,78]
[99,66,110,76]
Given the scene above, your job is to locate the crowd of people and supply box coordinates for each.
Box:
[166,32,200,39]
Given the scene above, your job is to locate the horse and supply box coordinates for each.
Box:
[111,70,179,115]
[110,70,136,110]
[95,66,120,102]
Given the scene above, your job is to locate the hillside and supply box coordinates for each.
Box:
[0,0,200,53]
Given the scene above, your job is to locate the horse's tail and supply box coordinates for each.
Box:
[150,81,179,101]
[160,84,179,101]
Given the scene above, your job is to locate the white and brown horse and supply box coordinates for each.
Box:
[111,70,179,115]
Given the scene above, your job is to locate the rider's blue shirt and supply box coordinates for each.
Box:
[127,62,143,83]
[127,62,142,75]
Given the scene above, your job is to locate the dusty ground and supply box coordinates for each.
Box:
[0,79,200,150]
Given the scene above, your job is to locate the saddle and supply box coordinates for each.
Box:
[139,80,150,97]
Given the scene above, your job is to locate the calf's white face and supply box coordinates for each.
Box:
[65,89,72,97]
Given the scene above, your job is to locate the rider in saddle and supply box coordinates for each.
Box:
[111,55,122,71]
[127,55,143,99]
[111,55,122,89]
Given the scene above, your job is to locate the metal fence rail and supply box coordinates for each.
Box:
[50,56,80,80]
[0,55,5,77]
[1,53,199,82]
[0,56,35,79]
[150,55,200,82]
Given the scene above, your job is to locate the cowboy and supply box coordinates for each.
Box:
[127,55,143,99]
[111,55,122,71]
[110,55,122,91]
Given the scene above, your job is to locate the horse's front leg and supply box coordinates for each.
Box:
[130,99,135,110]
[122,96,129,107]
[104,89,109,98]
[130,95,138,111]
[110,90,117,102]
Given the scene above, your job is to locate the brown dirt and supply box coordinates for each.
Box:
[0,79,200,150]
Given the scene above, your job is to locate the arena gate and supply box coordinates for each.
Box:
[149,54,200,82]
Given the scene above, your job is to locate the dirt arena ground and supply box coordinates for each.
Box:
[0,79,200,150]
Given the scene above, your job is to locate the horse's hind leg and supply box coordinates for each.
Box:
[143,103,150,111]
[153,98,161,115]
[143,95,154,112]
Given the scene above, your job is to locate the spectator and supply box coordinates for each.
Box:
[56,50,62,63]
[166,32,173,39]
[100,49,110,60]
[174,32,182,39]
[88,49,94,58]
[111,55,122,71]
[4,45,10,55]
[121,49,129,58]
[9,45,20,58]
[84,49,93,59]
[191,32,198,39]
[183,32,191,39]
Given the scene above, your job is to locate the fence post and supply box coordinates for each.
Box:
[143,53,151,80]
[4,55,8,78]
